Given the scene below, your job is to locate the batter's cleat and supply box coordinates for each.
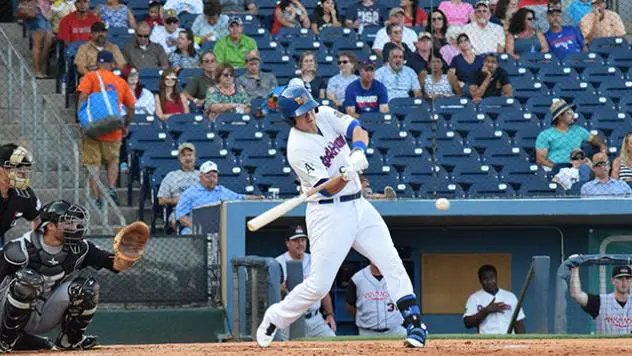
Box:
[55,333,98,350]
[13,334,53,351]
[256,312,278,348]
[404,323,428,348]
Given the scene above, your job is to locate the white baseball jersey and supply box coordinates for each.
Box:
[287,106,362,200]
[595,293,632,334]
[275,252,321,313]
[463,288,525,334]
[352,266,404,331]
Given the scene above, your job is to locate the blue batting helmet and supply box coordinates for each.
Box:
[277,86,319,123]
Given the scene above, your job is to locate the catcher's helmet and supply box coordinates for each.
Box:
[38,200,89,253]
[277,86,319,124]
[0,144,33,191]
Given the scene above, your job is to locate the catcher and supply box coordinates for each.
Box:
[0,200,149,352]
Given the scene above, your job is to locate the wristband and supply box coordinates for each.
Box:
[352,141,367,152]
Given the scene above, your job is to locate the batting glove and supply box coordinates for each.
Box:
[348,149,369,172]
[341,167,359,182]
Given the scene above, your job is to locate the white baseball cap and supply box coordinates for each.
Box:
[200,160,218,173]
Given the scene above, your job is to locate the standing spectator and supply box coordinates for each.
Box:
[382,24,414,64]
[544,2,586,60]
[49,0,75,36]
[344,59,389,118]
[143,1,164,29]
[426,9,449,53]
[401,0,427,27]
[506,8,549,60]
[568,0,592,26]
[214,17,257,68]
[220,0,257,15]
[57,0,100,46]
[155,68,190,122]
[271,0,311,35]
[518,0,549,33]
[463,265,526,334]
[150,9,183,55]
[169,30,200,70]
[122,22,169,70]
[326,51,359,108]
[293,51,327,99]
[535,99,607,170]
[438,0,474,25]
[205,64,250,120]
[163,0,204,15]
[581,153,632,197]
[612,133,632,182]
[579,0,626,43]
[423,55,461,100]
[77,51,135,207]
[462,0,506,54]
[75,22,126,75]
[184,50,217,107]
[372,8,417,58]
[468,54,512,102]
[23,0,53,78]
[236,51,278,101]
[493,0,519,30]
[450,33,485,92]
[120,66,156,115]
[96,0,136,29]
[310,0,342,35]
[344,0,386,31]
[375,48,421,99]
[192,0,229,42]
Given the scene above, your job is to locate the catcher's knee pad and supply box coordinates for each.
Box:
[8,269,45,308]
[67,276,99,316]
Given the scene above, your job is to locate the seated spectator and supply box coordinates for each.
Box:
[423,55,461,100]
[293,51,327,99]
[519,0,550,33]
[611,133,632,183]
[163,0,204,15]
[551,148,592,190]
[568,0,591,26]
[544,3,586,60]
[506,8,549,60]
[326,51,359,108]
[204,63,250,120]
[360,175,397,199]
[169,29,200,70]
[272,0,311,35]
[150,9,183,55]
[123,22,169,70]
[344,59,389,118]
[176,160,261,234]
[96,0,136,29]
[22,0,53,78]
[143,1,164,29]
[214,17,257,68]
[157,142,199,232]
[401,0,428,27]
[184,50,217,107]
[192,0,229,42]
[344,0,386,31]
[462,1,506,54]
[438,0,474,25]
[468,54,512,102]
[382,24,414,63]
[372,8,417,58]
[579,0,625,43]
[439,32,460,65]
[407,32,448,81]
[220,0,257,15]
[75,22,126,75]
[50,0,75,36]
[494,0,520,30]
[57,0,100,46]
[155,68,190,122]
[581,153,632,197]
[450,33,485,91]
[375,48,421,99]
[236,51,278,101]
[535,99,607,170]
[310,0,342,34]
[120,66,156,115]
[426,9,449,53]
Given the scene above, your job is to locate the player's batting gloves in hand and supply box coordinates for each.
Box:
[342,167,359,182]
[348,149,369,172]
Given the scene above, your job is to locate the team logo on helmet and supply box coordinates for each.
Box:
[294,96,308,106]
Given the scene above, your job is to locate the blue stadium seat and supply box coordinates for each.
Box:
[450,111,494,137]
[363,170,399,193]
[436,144,481,171]
[581,65,625,89]
[241,153,288,175]
[609,132,629,152]
[164,113,206,127]
[598,78,632,104]
[450,162,497,187]
[433,97,476,120]
[419,182,466,199]
[359,26,380,48]
[518,179,564,197]
[214,112,253,126]
[418,126,465,149]
[253,174,299,198]
[499,163,548,189]
[468,181,516,198]
[466,125,512,152]
[573,96,616,118]
[536,64,579,90]
[358,113,398,134]
[276,28,317,47]
[552,78,597,102]
[483,145,531,170]
[219,172,257,195]
[372,131,415,155]
[224,126,271,154]
[178,12,198,30]
[396,105,443,135]
[504,66,533,82]
[319,63,339,79]
[400,164,450,191]
[139,67,163,78]
[110,32,135,46]
[261,64,298,81]
[393,182,416,198]
[108,26,134,37]
[177,129,222,146]
[588,37,630,57]
[525,95,559,119]
[389,97,424,110]
[319,27,357,48]
[607,48,632,72]
[259,48,291,65]
[512,80,549,103]
[178,68,202,79]
[363,154,392,175]
[256,39,283,51]
[243,24,270,38]
[495,110,541,137]
[388,153,433,173]
[194,141,236,164]
[517,52,560,74]
[590,109,632,136]
[478,97,522,120]
[619,96,632,112]
[287,40,327,61]
[497,53,517,72]
[561,52,605,73]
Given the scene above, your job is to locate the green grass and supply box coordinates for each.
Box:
[300,333,632,342]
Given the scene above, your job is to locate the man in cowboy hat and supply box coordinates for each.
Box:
[535,99,607,171]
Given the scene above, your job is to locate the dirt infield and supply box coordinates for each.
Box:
[15,338,632,356]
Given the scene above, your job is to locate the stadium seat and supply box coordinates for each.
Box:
[466,125,512,152]
[372,131,415,156]
[450,162,497,188]
[399,164,450,192]
[512,80,550,103]
[177,129,222,146]
[393,182,416,198]
[433,97,476,120]
[178,68,202,79]
[195,142,237,165]
[450,111,494,137]
[483,145,531,171]
[504,66,533,82]
[287,40,327,61]
[536,64,579,89]
[139,67,163,78]
[468,181,516,198]
[419,182,466,199]
[607,48,632,72]
[243,24,271,38]
[573,96,616,118]
[318,63,339,79]
[561,52,605,73]
[358,113,398,134]
[478,97,522,120]
[619,96,632,112]
[178,12,197,30]
[220,172,258,195]
[164,113,206,127]
[518,179,564,197]
[225,128,271,155]
[518,52,560,74]
[389,97,424,110]
[359,26,380,48]
[552,78,597,102]
[590,109,632,136]
[418,126,465,150]
[319,27,356,48]
[588,37,630,57]
[495,110,541,137]
[499,163,548,189]
[525,95,559,119]
[609,132,629,152]
[395,104,440,133]
[363,170,399,193]
[598,78,632,104]
[241,153,288,175]
[581,65,625,89]
[253,174,299,198]
[436,144,481,171]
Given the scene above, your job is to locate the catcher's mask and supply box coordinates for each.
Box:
[1,145,33,191]
[39,200,89,253]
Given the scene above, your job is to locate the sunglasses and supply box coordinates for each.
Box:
[165,18,179,24]
[571,152,585,161]
[594,161,610,168]
[338,60,349,65]
[137,34,150,38]
[476,9,489,13]
[431,17,443,21]
[222,73,234,77]
[165,77,177,81]
[203,59,215,63]
[526,16,535,21]
[362,67,375,72]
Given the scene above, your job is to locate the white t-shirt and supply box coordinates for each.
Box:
[463,288,525,334]
[372,26,417,53]
[461,22,506,54]
[163,0,204,14]
[275,252,321,312]
[150,25,183,55]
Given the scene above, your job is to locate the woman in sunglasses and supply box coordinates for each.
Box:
[204,63,250,120]
[326,51,359,108]
[120,66,155,115]
[612,133,632,182]
[506,8,549,60]
[155,68,190,122]
[425,9,449,53]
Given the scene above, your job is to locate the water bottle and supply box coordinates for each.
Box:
[120,162,129,175]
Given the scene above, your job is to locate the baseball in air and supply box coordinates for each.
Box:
[435,198,450,211]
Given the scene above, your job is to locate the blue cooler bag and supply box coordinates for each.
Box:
[78,72,123,138]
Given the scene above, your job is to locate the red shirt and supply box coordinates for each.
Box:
[57,11,100,44]
[163,97,185,114]
[143,17,163,28]
[404,8,428,26]
[519,0,547,6]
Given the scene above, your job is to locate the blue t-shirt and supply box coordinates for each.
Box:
[545,26,585,60]
[345,2,386,28]
[568,1,592,26]
[343,79,389,113]
[175,183,243,219]
[450,54,485,84]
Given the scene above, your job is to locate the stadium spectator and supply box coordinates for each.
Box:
[426,9,448,53]
[450,33,485,91]
[407,32,448,81]
[157,142,199,232]
[120,66,156,115]
[236,51,278,101]
[611,133,632,183]
[344,0,386,31]
[293,51,327,99]
[326,51,359,108]
[438,0,474,25]
[169,29,200,70]
[568,0,592,26]
[96,0,136,29]
[75,22,126,75]
[77,50,135,208]
[155,68,190,122]
[535,99,607,170]
[464,265,526,334]
[493,0,520,30]
[122,22,169,70]
[22,0,53,78]
[176,160,261,235]
[205,63,250,120]
[518,0,549,33]
[214,16,257,68]
[468,54,511,102]
[184,50,217,107]
[544,2,586,60]
[310,0,341,35]
[581,153,632,197]
[49,0,75,36]
[439,32,460,65]
[551,148,592,191]
[462,1,506,54]
[375,48,421,99]
[150,9,183,55]
[344,59,389,118]
[401,0,427,27]
[192,0,229,42]
[271,0,311,35]
[372,7,418,58]
[423,55,461,100]
[163,0,204,15]
[579,0,625,43]
[220,0,257,15]
[506,8,549,60]
[57,0,100,46]
[382,24,414,64]
[142,1,164,28]
[360,175,397,200]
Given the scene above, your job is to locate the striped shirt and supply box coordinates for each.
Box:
[580,178,632,197]
[618,160,632,181]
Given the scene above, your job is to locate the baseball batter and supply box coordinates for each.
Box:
[256,86,427,348]
[570,265,632,334]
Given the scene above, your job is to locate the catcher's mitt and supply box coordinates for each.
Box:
[113,221,150,262]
